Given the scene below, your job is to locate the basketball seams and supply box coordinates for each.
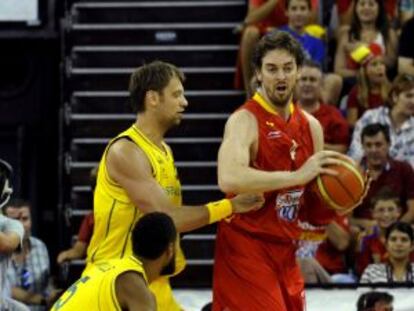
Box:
[338,160,365,190]
[316,159,365,210]
[316,176,344,210]
[332,173,358,204]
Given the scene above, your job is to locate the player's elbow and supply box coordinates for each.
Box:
[218,171,242,194]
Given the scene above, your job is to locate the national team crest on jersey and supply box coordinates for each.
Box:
[275,189,304,222]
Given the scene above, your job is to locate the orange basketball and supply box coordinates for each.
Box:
[310,159,365,212]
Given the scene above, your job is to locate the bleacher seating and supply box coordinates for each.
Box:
[61,0,247,287]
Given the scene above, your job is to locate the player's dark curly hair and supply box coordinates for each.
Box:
[132,212,177,260]
[252,31,305,71]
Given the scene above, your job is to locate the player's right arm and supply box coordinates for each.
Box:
[218,110,342,194]
[106,139,264,233]
[115,272,155,311]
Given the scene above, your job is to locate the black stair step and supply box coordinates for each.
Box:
[68,67,236,91]
[69,161,218,186]
[71,90,244,114]
[171,260,213,287]
[71,45,238,68]
[181,234,215,259]
[70,137,221,162]
[66,23,240,46]
[69,113,228,138]
[72,1,246,24]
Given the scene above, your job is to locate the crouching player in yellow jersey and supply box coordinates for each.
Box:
[52,212,177,311]
[84,61,264,311]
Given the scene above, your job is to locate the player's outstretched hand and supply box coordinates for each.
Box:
[230,193,265,214]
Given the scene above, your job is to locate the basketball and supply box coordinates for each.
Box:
[310,158,365,212]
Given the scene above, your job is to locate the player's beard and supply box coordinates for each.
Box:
[266,85,293,108]
[160,254,176,276]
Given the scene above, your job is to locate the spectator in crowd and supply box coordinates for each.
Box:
[0,159,28,311]
[360,221,414,283]
[235,0,319,96]
[355,190,412,275]
[4,199,61,310]
[56,213,93,264]
[236,0,289,95]
[350,123,414,228]
[297,215,352,283]
[278,1,343,104]
[399,0,414,26]
[296,59,349,153]
[346,43,390,126]
[356,291,394,311]
[57,167,97,264]
[278,0,325,66]
[399,16,414,76]
[337,0,414,27]
[348,74,414,168]
[334,0,398,90]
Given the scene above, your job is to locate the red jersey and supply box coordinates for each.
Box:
[347,86,385,119]
[226,93,314,242]
[312,103,349,146]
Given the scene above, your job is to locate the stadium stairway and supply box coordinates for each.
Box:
[60,0,247,287]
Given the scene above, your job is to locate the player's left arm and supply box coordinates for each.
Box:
[115,271,155,311]
[303,111,324,154]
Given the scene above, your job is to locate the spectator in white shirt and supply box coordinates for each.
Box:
[349,74,414,168]
[360,221,414,284]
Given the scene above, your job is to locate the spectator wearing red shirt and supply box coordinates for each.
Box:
[296,59,350,153]
[351,123,414,230]
[56,213,94,264]
[297,215,352,283]
[315,215,351,275]
[346,43,390,126]
[57,167,97,264]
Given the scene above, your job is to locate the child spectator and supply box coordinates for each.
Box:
[360,221,414,283]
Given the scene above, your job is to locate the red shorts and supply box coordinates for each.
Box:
[212,223,305,311]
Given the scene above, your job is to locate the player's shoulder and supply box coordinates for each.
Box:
[107,137,145,161]
[227,108,258,127]
[301,108,322,130]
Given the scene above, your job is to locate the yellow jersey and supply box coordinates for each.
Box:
[85,124,185,311]
[51,256,146,311]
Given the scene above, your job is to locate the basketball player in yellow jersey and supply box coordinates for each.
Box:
[52,212,177,311]
[85,61,264,310]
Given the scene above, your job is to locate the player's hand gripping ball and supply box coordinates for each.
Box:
[310,158,367,215]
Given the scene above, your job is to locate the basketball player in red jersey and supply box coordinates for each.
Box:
[212,31,356,311]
